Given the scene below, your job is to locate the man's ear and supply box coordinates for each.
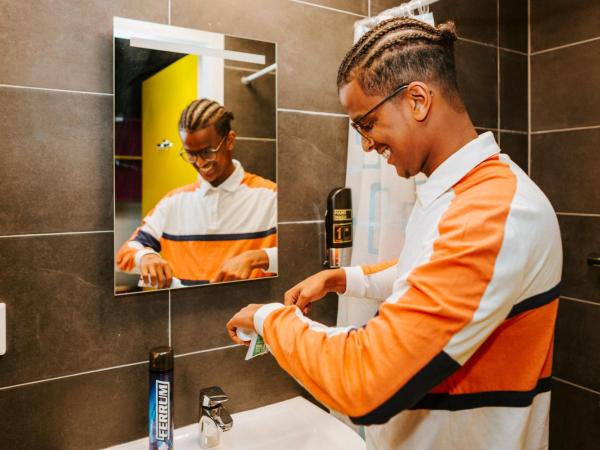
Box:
[407,82,432,122]
[227,130,236,150]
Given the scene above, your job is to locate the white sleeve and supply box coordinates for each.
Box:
[342,264,397,300]
[263,247,278,273]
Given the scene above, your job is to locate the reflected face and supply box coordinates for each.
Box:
[179,125,236,186]
[339,79,425,178]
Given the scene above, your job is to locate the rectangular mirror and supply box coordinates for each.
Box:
[113,18,277,295]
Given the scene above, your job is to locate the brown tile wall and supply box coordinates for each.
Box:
[530,0,600,448]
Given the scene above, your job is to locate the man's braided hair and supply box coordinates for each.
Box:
[179,98,234,136]
[337,17,463,110]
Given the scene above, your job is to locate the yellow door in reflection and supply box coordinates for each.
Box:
[142,54,199,218]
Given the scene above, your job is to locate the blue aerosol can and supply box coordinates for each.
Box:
[149,346,174,450]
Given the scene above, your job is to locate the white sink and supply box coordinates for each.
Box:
[108,396,365,450]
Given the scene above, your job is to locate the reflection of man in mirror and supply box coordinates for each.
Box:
[117,98,277,288]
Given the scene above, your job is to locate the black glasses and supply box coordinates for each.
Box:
[350,83,410,144]
[179,134,227,164]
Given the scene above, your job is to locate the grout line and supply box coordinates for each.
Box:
[290,0,367,18]
[0,230,113,239]
[175,344,242,359]
[168,0,171,25]
[457,37,528,56]
[0,360,147,392]
[475,127,527,135]
[531,36,600,56]
[556,212,600,218]
[553,377,600,397]
[0,83,112,97]
[0,343,246,391]
[368,0,371,17]
[561,296,600,307]
[531,124,600,135]
[499,46,528,56]
[236,136,277,142]
[168,290,172,347]
[497,0,501,148]
[278,108,348,118]
[279,220,324,225]
[527,0,532,176]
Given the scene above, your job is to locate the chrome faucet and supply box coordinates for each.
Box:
[199,386,233,448]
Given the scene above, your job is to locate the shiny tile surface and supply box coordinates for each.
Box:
[0,233,168,388]
[531,40,600,131]
[0,87,113,234]
[531,129,600,215]
[0,0,168,92]
[278,112,348,222]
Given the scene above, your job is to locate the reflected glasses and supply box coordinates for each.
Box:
[350,83,410,144]
[179,134,227,164]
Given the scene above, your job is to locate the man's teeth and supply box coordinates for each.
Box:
[381,148,391,160]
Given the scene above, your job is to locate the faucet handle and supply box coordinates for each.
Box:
[200,386,229,408]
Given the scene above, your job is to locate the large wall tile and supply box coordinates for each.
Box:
[372,0,498,46]
[224,67,276,138]
[499,0,528,53]
[554,299,600,392]
[172,0,357,114]
[278,112,348,222]
[550,380,600,450]
[531,40,600,131]
[455,40,498,129]
[0,0,168,93]
[175,346,308,428]
[531,129,600,215]
[500,51,527,132]
[235,139,277,183]
[532,0,600,53]
[500,132,528,173]
[0,233,169,387]
[0,362,149,449]
[0,87,113,234]
[556,215,600,304]
[171,222,337,354]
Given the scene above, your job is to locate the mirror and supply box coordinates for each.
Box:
[113,18,277,295]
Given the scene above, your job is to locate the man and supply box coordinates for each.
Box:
[227,17,562,450]
[117,98,277,288]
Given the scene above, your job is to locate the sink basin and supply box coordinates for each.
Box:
[108,396,365,450]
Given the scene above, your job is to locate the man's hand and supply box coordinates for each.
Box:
[140,253,173,289]
[211,249,269,283]
[284,269,346,314]
[226,304,264,345]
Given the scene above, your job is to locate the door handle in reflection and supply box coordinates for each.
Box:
[156,139,173,150]
[587,253,600,268]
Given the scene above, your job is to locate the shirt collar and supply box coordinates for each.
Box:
[198,159,244,197]
[416,132,500,208]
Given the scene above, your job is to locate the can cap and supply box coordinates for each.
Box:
[149,346,174,372]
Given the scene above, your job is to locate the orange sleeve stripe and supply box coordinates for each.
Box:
[264,159,518,418]
[361,259,399,275]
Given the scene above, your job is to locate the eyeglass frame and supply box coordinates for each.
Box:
[179,133,228,164]
[350,83,410,143]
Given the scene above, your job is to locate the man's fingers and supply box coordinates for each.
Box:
[211,270,225,284]
[141,265,150,285]
[148,265,158,287]
[284,286,300,306]
[163,262,173,288]
[155,265,165,288]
